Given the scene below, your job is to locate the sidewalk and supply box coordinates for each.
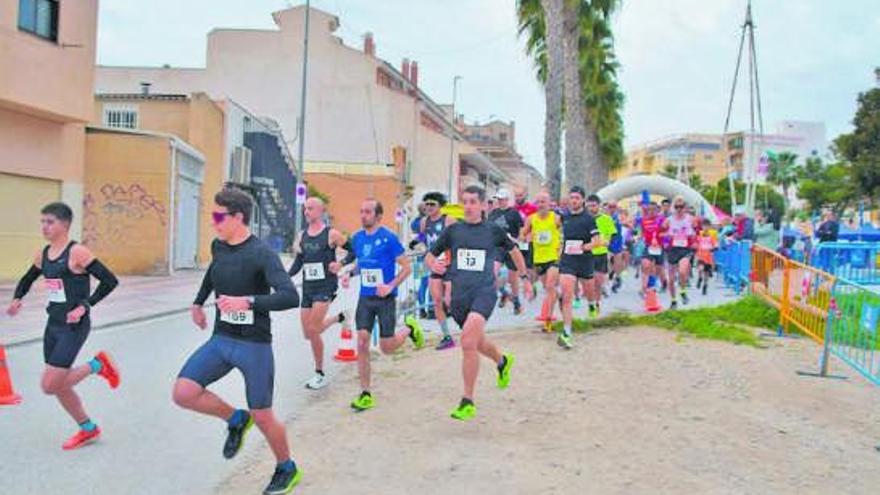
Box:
[1,271,208,346]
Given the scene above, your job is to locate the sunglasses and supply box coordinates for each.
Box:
[674,204,685,210]
[212,211,232,224]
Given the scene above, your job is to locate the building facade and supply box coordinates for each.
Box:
[463,119,543,197]
[614,134,726,186]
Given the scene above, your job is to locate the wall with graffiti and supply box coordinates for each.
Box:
[83,131,171,274]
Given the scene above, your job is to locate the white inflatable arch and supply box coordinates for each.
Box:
[595,174,719,223]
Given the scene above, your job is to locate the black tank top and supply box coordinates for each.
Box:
[424,214,447,250]
[41,242,90,323]
[300,226,337,291]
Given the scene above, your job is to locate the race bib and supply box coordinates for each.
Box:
[456,249,486,272]
[564,240,584,255]
[536,231,552,245]
[220,310,254,325]
[673,236,688,248]
[303,262,325,281]
[45,278,66,303]
[518,241,530,251]
[648,246,663,256]
[361,268,383,288]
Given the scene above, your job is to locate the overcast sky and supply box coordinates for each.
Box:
[97,0,879,173]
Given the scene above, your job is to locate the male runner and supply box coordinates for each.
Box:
[513,187,538,299]
[639,202,666,297]
[663,196,697,308]
[488,189,526,314]
[7,202,120,450]
[606,201,626,293]
[520,191,562,323]
[173,188,302,495]
[426,185,525,421]
[586,194,617,317]
[288,197,347,390]
[558,187,601,348]
[419,192,457,350]
[343,199,425,412]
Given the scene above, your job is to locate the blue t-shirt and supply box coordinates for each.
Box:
[609,212,624,253]
[351,226,405,297]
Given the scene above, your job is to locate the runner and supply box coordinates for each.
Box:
[639,202,666,297]
[520,191,562,325]
[173,188,302,495]
[513,187,538,300]
[342,199,425,412]
[419,192,457,350]
[425,185,525,421]
[6,202,120,450]
[695,218,718,296]
[662,196,697,309]
[586,194,617,317]
[288,197,347,390]
[606,201,626,294]
[488,189,526,314]
[558,187,601,349]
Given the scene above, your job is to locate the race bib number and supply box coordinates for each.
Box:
[45,278,66,303]
[361,268,383,288]
[673,236,688,248]
[456,249,486,272]
[648,246,663,256]
[220,310,254,325]
[564,240,584,255]
[518,241,530,251]
[303,262,325,281]
[536,231,552,245]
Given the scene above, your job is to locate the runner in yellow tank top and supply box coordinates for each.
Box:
[520,191,562,323]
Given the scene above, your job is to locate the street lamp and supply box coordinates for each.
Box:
[294,0,311,239]
[447,75,462,200]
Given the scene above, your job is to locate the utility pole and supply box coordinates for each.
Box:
[294,0,311,237]
[447,76,461,200]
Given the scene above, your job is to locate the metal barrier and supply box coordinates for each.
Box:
[811,242,880,286]
[826,280,880,385]
[716,240,752,294]
[750,245,786,308]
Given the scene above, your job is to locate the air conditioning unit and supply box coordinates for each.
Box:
[229,146,252,184]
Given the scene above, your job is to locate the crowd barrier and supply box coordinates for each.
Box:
[716,240,752,294]
[811,242,880,286]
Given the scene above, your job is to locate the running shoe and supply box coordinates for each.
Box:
[573,298,583,309]
[263,465,303,495]
[435,335,456,350]
[497,353,515,389]
[350,392,375,412]
[681,292,690,305]
[588,305,599,319]
[450,400,477,421]
[611,277,622,293]
[557,333,573,350]
[498,292,509,308]
[513,301,523,315]
[305,373,328,390]
[661,280,668,292]
[702,283,708,296]
[404,314,425,350]
[669,300,678,310]
[223,410,254,459]
[62,427,101,451]
[94,351,120,389]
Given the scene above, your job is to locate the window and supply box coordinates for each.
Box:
[102,103,139,130]
[18,0,58,41]
[499,132,508,142]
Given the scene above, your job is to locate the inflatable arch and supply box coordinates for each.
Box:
[595,175,719,224]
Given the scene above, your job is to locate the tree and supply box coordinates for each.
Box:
[705,178,785,217]
[766,151,799,208]
[562,0,592,190]
[834,87,880,200]
[796,158,856,213]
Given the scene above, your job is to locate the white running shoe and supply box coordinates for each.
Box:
[305,373,328,390]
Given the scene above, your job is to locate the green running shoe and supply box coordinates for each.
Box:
[450,400,477,421]
[573,298,583,309]
[350,392,375,412]
[263,465,302,495]
[497,353,515,389]
[404,314,425,350]
[557,333,573,350]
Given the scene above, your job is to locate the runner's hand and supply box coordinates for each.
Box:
[6,299,22,317]
[217,296,249,313]
[328,261,342,274]
[431,258,448,275]
[191,305,207,330]
[376,284,392,298]
[66,305,87,324]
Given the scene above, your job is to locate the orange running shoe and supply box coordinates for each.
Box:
[95,351,120,389]
[62,427,101,450]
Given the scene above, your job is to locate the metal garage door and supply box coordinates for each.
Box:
[0,173,60,280]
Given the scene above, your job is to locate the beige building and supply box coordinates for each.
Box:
[95,5,465,234]
[0,0,98,279]
[614,134,726,186]
[463,119,544,197]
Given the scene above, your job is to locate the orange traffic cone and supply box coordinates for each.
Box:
[644,288,662,313]
[535,299,557,332]
[334,327,358,362]
[0,346,22,406]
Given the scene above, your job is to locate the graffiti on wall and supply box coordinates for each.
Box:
[83,183,167,248]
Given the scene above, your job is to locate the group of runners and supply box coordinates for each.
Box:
[6,184,721,494]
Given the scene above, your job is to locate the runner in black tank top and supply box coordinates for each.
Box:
[7,202,119,450]
[288,197,348,390]
[419,191,457,350]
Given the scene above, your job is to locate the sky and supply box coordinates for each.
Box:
[96,0,879,174]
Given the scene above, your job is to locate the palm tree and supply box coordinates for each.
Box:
[767,151,799,208]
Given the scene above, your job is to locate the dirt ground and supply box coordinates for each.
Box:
[220,326,880,495]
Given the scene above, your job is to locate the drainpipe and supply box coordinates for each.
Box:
[168,140,178,275]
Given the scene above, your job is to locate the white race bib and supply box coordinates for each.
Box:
[564,240,584,255]
[303,262,325,281]
[673,237,688,248]
[648,246,663,256]
[518,241,530,251]
[45,278,66,303]
[536,231,552,245]
[360,268,383,288]
[456,249,486,271]
[220,310,254,325]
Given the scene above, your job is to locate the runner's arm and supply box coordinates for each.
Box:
[389,255,412,290]
[255,249,300,311]
[71,244,119,308]
[288,232,304,276]
[194,263,214,306]
[520,217,532,241]
[12,265,41,300]
[425,228,451,273]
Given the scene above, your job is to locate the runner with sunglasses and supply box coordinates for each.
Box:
[173,188,303,495]
[419,192,457,350]
[662,196,697,309]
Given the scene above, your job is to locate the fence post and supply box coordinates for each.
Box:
[779,258,791,337]
[819,299,835,377]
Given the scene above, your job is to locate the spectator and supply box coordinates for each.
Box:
[754,209,778,249]
[816,209,840,243]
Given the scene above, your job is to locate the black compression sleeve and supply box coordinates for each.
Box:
[13,265,41,300]
[194,264,214,305]
[253,250,300,311]
[341,239,356,265]
[85,259,119,307]
[288,252,304,276]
